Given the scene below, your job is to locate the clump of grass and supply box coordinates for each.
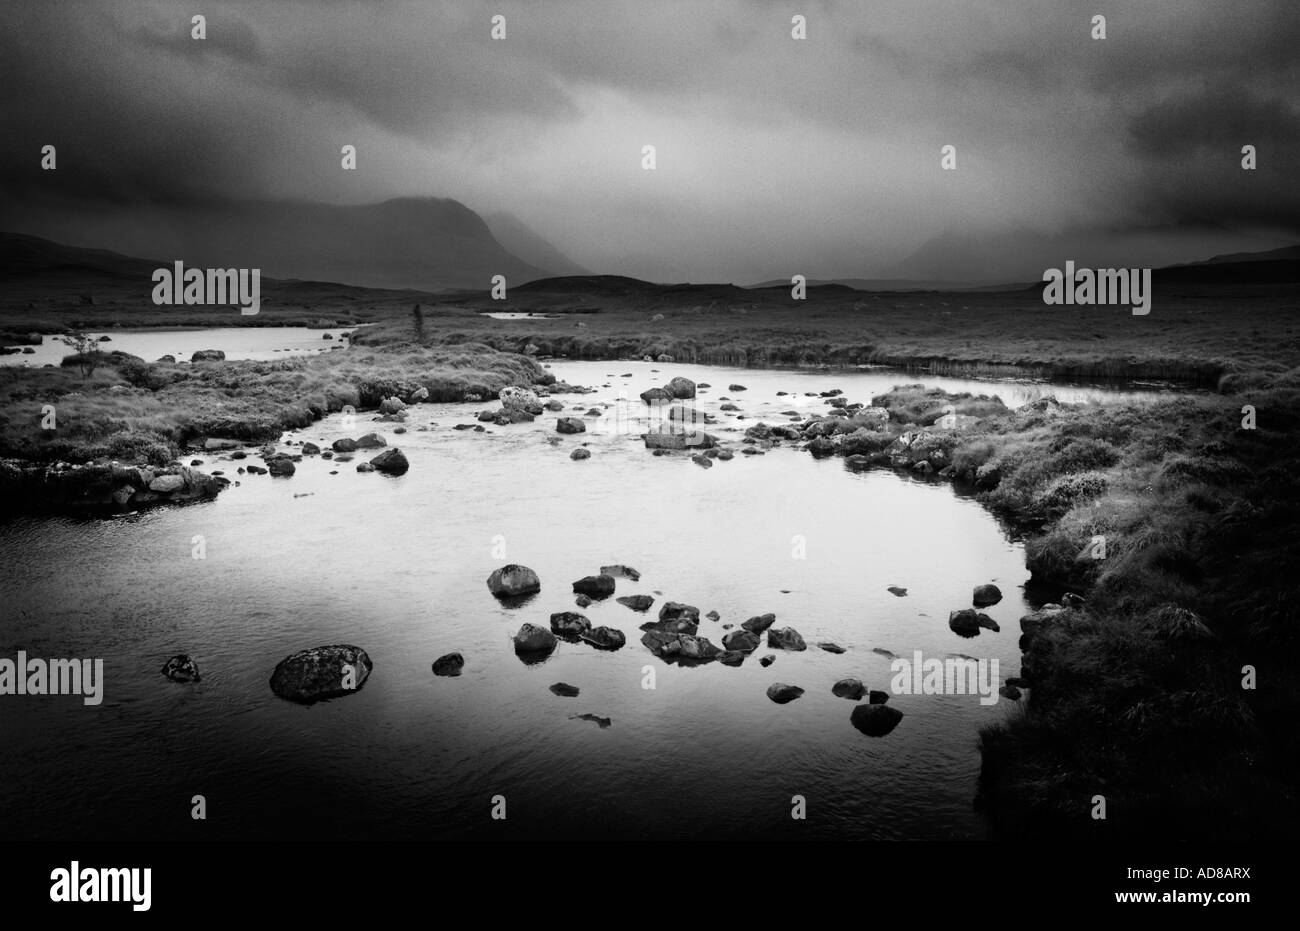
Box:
[0,343,552,465]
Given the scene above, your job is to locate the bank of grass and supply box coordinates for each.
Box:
[0,344,551,465]
[944,377,1300,838]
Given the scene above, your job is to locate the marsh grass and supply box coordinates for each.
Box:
[0,344,551,464]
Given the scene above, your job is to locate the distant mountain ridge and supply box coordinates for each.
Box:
[1,197,576,292]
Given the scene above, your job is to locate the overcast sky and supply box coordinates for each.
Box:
[2,0,1297,282]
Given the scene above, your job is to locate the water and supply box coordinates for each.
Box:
[1,327,355,367]
[480,312,558,320]
[0,339,1183,841]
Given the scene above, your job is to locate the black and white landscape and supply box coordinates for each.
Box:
[1,0,1297,855]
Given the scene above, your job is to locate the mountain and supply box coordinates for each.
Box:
[1,197,552,292]
[485,212,590,277]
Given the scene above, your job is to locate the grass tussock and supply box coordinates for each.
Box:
[951,378,1300,839]
[0,344,552,465]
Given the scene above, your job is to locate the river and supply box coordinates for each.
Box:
[0,338,1184,840]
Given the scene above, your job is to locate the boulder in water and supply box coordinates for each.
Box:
[973,583,1002,607]
[432,652,464,677]
[580,626,626,650]
[616,594,654,611]
[369,448,409,474]
[850,703,903,736]
[161,654,201,683]
[767,627,807,651]
[767,683,804,704]
[549,612,591,638]
[487,564,541,599]
[270,644,372,704]
[513,623,557,655]
[573,574,615,598]
[832,678,866,700]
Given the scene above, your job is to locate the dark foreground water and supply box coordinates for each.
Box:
[0,357,1171,840]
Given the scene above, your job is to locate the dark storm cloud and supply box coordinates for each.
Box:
[1125,85,1300,229]
[0,0,1296,282]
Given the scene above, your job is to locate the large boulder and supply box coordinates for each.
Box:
[270,644,372,704]
[767,627,807,651]
[332,438,359,453]
[850,703,903,737]
[513,623,557,655]
[665,376,696,399]
[369,448,409,474]
[973,583,1002,607]
[190,349,226,363]
[267,458,295,477]
[355,432,387,448]
[556,417,586,434]
[486,564,541,599]
[573,574,615,598]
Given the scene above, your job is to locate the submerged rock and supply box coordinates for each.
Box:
[556,417,586,434]
[640,631,722,663]
[832,678,866,700]
[550,682,580,697]
[369,448,409,474]
[742,613,777,634]
[850,703,903,736]
[550,612,591,638]
[570,447,591,460]
[818,642,847,654]
[887,586,908,597]
[767,627,807,651]
[570,713,611,728]
[432,652,464,677]
[722,629,761,653]
[270,644,372,703]
[601,564,641,581]
[161,654,201,683]
[973,583,1002,607]
[513,623,557,655]
[759,654,776,667]
[616,594,654,612]
[573,574,615,598]
[580,626,626,650]
[767,683,804,704]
